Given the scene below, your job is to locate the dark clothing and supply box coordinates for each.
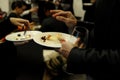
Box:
[83,3,95,22]
[8,4,32,22]
[0,18,17,39]
[37,1,47,24]
[8,12,21,18]
[40,17,69,33]
[0,18,17,63]
[7,13,23,32]
[22,4,32,22]
[0,41,17,63]
[0,18,17,79]
[66,0,120,80]
[8,12,30,21]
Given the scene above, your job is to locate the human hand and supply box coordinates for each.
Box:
[10,17,30,30]
[29,7,38,12]
[56,38,85,58]
[50,10,77,28]
[74,38,86,48]
[57,41,74,58]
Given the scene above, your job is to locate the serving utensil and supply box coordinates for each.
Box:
[23,29,27,35]
[23,22,30,36]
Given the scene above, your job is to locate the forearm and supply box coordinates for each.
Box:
[66,47,120,74]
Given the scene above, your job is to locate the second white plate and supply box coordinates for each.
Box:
[33,32,77,48]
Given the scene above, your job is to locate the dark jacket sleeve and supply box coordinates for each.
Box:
[66,47,120,74]
[66,0,120,79]
[0,18,17,39]
[76,20,95,32]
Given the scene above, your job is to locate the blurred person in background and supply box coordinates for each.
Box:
[37,0,47,24]
[50,0,120,79]
[8,0,37,31]
[8,0,27,18]
[8,0,27,31]
[53,0,63,10]
[39,1,68,33]
[60,0,74,14]
[83,0,96,22]
[0,8,7,20]
[8,0,38,22]
[20,3,38,22]
[21,0,38,22]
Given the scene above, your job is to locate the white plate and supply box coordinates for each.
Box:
[5,30,42,41]
[83,3,93,6]
[33,32,77,48]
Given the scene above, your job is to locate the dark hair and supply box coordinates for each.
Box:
[37,1,55,23]
[44,2,55,12]
[11,1,27,10]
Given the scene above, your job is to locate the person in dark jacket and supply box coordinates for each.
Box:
[0,17,29,79]
[50,0,120,79]
[0,17,29,63]
[83,0,96,22]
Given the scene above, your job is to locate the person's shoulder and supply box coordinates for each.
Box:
[42,17,54,23]
[8,12,18,18]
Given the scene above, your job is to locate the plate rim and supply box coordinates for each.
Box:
[5,30,42,42]
[33,32,77,48]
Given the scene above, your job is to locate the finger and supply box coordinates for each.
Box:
[79,43,86,48]
[24,22,30,29]
[18,23,25,27]
[57,11,72,17]
[18,19,29,23]
[74,38,81,47]
[61,49,69,58]
[51,58,61,66]
[22,25,26,30]
[54,48,62,54]
[56,16,72,23]
[55,16,65,21]
[16,20,29,27]
[54,48,60,52]
[50,10,63,14]
[52,11,67,17]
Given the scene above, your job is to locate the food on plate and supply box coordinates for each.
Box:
[17,34,21,37]
[41,33,65,42]
[15,33,31,40]
[41,36,46,42]
[25,34,31,38]
[56,34,66,42]
[48,34,58,41]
